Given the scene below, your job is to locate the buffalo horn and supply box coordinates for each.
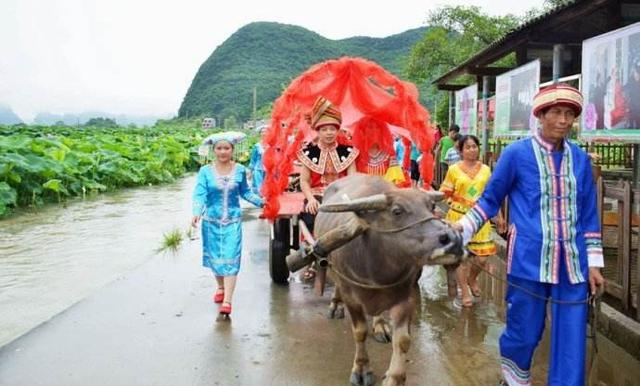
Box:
[424,190,445,202]
[319,194,389,212]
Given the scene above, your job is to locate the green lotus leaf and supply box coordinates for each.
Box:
[0,182,17,206]
[42,179,69,195]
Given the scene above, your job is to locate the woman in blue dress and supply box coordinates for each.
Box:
[191,132,263,316]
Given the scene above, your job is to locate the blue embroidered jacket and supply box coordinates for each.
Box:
[192,164,263,224]
[459,134,604,284]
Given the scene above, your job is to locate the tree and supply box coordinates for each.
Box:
[223,116,238,130]
[85,117,118,128]
[522,0,572,20]
[544,0,573,8]
[256,103,273,119]
[406,6,520,127]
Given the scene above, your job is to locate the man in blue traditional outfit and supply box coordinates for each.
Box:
[455,84,605,385]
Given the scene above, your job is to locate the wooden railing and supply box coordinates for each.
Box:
[597,179,640,321]
[432,141,634,187]
[581,143,634,169]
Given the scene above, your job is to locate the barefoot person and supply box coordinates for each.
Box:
[191,132,263,317]
[440,135,504,307]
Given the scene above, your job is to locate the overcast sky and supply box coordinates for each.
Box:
[0,0,545,122]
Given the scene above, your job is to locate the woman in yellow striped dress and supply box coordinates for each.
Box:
[440,135,505,307]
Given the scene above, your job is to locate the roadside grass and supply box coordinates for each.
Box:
[157,228,184,254]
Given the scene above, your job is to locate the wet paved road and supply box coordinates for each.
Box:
[0,176,638,385]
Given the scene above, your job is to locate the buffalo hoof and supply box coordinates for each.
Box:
[381,374,405,386]
[373,331,392,344]
[327,304,345,319]
[350,371,376,386]
[372,322,392,344]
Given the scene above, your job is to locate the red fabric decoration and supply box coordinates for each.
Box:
[262,57,435,220]
[351,116,395,173]
[401,137,411,173]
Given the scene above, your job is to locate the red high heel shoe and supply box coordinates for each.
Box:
[219,302,232,315]
[213,289,224,304]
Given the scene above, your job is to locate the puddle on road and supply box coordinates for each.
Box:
[0,175,199,346]
[267,256,639,385]
[1,177,638,385]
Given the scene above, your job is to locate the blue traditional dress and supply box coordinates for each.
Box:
[249,143,265,195]
[192,163,263,276]
[459,132,603,386]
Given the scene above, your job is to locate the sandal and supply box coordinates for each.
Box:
[213,289,225,303]
[219,302,232,315]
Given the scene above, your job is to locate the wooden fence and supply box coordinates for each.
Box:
[433,142,635,187]
[580,143,634,169]
[487,141,634,169]
[597,179,640,320]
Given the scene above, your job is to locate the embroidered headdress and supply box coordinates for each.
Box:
[305,96,342,130]
[532,83,583,117]
[202,131,247,146]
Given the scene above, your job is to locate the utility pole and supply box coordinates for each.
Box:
[481,76,489,162]
[253,86,257,130]
[552,44,564,84]
[448,91,455,128]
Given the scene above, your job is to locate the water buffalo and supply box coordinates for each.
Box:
[315,174,464,386]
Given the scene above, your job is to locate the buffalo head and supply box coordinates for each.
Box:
[319,188,466,266]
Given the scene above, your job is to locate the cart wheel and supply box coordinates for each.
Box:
[270,218,290,284]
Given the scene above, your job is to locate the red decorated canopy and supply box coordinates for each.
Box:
[261,57,435,219]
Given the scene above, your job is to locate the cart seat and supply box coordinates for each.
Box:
[277,192,305,217]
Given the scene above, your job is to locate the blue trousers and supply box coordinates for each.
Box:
[500,272,588,385]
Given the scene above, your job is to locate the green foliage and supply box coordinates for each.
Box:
[156,228,184,254]
[0,122,259,216]
[406,5,521,127]
[179,22,428,122]
[544,0,574,9]
[256,103,273,119]
[434,93,450,129]
[85,117,118,128]
[0,182,17,216]
[223,116,238,130]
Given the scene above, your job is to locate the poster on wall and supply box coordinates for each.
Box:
[494,60,540,138]
[455,83,478,135]
[581,21,640,142]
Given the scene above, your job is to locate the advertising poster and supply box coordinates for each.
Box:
[455,83,477,135]
[494,60,540,138]
[581,22,640,142]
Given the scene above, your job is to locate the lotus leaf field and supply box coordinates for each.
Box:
[0,121,258,216]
